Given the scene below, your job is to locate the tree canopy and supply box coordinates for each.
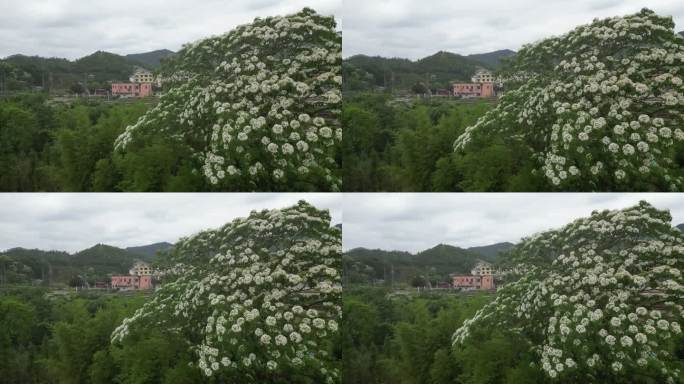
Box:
[112,201,342,383]
[454,9,684,191]
[115,8,342,191]
[452,201,684,382]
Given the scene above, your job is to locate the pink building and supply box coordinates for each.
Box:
[111,82,152,97]
[111,261,154,290]
[453,275,482,288]
[453,82,494,98]
[111,275,152,290]
[452,275,495,290]
[452,261,497,290]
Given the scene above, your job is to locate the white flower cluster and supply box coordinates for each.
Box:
[454,9,684,191]
[114,8,342,191]
[111,201,341,383]
[452,201,683,383]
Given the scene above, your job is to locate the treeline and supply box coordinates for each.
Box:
[0,244,159,287]
[0,288,203,384]
[343,244,505,287]
[342,288,544,384]
[343,93,544,191]
[342,51,513,92]
[0,51,154,93]
[0,93,207,191]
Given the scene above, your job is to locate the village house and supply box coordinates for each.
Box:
[452,261,497,290]
[470,69,495,83]
[111,261,154,290]
[111,68,155,97]
[452,69,497,98]
[111,82,153,97]
[129,68,155,84]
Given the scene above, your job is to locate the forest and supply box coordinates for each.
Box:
[341,288,544,384]
[0,287,204,384]
[0,93,209,192]
[342,93,544,191]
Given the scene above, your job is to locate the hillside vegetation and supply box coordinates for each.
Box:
[0,243,167,286]
[344,242,513,286]
[0,50,165,92]
[343,49,515,92]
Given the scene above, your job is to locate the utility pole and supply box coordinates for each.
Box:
[391,263,395,289]
[84,73,89,97]
[391,71,395,95]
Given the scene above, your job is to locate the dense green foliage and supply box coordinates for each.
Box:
[0,93,207,191]
[341,288,544,384]
[0,287,205,384]
[343,93,543,191]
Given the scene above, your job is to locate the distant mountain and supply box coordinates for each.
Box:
[0,243,152,286]
[676,223,684,231]
[344,244,490,286]
[125,242,173,259]
[467,49,516,69]
[679,31,684,37]
[72,243,149,271]
[74,51,145,82]
[466,242,514,260]
[0,50,154,92]
[334,223,342,230]
[343,50,499,92]
[125,49,175,69]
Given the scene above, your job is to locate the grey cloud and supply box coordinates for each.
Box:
[0,0,341,59]
[343,193,684,253]
[0,193,342,253]
[343,0,684,59]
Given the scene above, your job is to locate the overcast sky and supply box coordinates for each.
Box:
[343,193,684,253]
[0,193,341,253]
[343,0,684,59]
[0,0,342,59]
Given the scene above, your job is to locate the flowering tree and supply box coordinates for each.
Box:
[454,9,684,191]
[112,201,342,383]
[114,9,342,191]
[452,201,683,383]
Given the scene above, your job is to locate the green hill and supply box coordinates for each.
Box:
[467,49,516,69]
[0,248,72,285]
[343,50,495,92]
[343,243,500,286]
[466,242,514,259]
[73,51,145,83]
[125,49,175,69]
[0,50,155,92]
[125,242,174,259]
[0,243,156,286]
